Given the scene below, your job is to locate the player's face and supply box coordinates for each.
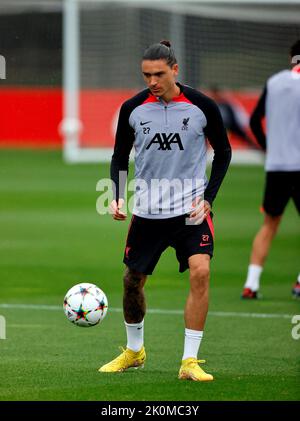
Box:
[141,59,179,100]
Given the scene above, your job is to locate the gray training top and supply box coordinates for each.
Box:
[250,68,300,172]
[266,69,300,171]
[111,82,232,219]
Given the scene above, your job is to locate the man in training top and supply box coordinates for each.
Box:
[99,40,231,381]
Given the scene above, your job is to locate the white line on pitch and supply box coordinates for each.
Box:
[0,303,293,319]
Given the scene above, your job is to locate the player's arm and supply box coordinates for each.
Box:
[203,98,232,207]
[110,102,135,220]
[249,86,267,151]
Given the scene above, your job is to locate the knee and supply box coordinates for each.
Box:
[263,214,281,236]
[190,266,210,292]
[123,269,145,292]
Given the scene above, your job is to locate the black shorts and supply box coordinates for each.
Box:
[263,171,300,216]
[123,213,214,275]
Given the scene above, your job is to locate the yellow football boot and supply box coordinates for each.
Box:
[178,358,213,381]
[98,346,146,373]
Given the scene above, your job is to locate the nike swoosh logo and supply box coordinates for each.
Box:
[140,121,152,126]
[200,242,211,247]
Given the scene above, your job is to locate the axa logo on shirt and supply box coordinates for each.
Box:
[146,133,184,151]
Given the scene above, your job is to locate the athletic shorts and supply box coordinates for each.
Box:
[263,171,300,216]
[123,213,214,275]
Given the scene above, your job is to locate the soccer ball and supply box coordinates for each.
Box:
[63,283,108,327]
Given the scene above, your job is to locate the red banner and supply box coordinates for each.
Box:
[0,88,260,149]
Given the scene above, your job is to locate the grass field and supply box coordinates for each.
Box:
[0,149,299,401]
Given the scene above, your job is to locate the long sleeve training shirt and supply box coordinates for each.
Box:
[111,82,232,218]
[250,69,300,172]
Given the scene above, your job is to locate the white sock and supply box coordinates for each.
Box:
[182,328,203,361]
[125,320,144,352]
[244,264,263,292]
[297,273,300,284]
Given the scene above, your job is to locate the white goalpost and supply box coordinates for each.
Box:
[61,0,300,163]
[62,0,81,162]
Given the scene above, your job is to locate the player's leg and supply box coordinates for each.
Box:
[242,213,281,298]
[250,213,282,266]
[99,216,167,373]
[242,172,288,298]
[291,171,300,297]
[122,216,167,352]
[179,253,213,381]
[123,266,147,323]
[185,254,210,331]
[98,267,147,373]
[173,214,214,381]
[123,267,147,351]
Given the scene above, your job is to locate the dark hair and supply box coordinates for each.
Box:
[290,40,300,59]
[142,40,177,67]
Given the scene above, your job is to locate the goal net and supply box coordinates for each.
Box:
[61,0,300,162]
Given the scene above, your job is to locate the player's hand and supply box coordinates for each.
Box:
[189,198,211,225]
[109,199,127,221]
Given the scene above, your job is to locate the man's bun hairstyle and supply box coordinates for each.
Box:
[159,40,171,48]
[142,40,177,67]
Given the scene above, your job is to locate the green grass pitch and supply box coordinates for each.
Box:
[0,149,299,401]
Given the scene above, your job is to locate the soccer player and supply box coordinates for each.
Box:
[99,40,231,380]
[241,40,300,299]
